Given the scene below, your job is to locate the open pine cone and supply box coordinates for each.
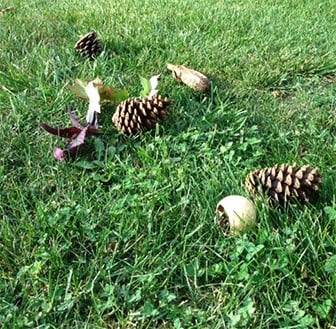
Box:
[245,163,322,204]
[112,95,174,136]
[75,31,102,60]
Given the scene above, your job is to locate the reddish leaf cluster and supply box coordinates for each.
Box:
[41,108,100,161]
[41,78,129,161]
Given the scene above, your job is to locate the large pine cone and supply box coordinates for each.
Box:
[245,163,322,203]
[75,31,102,60]
[112,95,174,136]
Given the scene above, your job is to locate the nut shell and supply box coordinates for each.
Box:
[216,195,256,232]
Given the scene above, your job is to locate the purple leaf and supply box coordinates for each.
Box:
[87,123,102,135]
[54,147,68,161]
[41,123,83,138]
[41,123,60,136]
[42,105,103,161]
[68,108,83,129]
[67,126,88,152]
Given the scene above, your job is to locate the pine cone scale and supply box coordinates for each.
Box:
[284,175,292,185]
[275,182,283,193]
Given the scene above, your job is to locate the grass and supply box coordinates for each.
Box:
[1,0,336,328]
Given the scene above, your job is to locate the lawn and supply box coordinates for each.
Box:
[1,0,336,328]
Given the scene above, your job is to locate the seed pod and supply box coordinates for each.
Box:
[167,64,211,92]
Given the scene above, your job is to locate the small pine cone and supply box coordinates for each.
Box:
[245,163,322,204]
[112,95,174,136]
[75,31,102,60]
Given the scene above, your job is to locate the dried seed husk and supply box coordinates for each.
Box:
[167,63,211,92]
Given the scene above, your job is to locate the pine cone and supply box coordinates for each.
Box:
[75,31,102,60]
[112,95,174,136]
[245,163,322,203]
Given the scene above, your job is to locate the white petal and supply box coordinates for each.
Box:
[84,81,101,123]
[148,74,160,99]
